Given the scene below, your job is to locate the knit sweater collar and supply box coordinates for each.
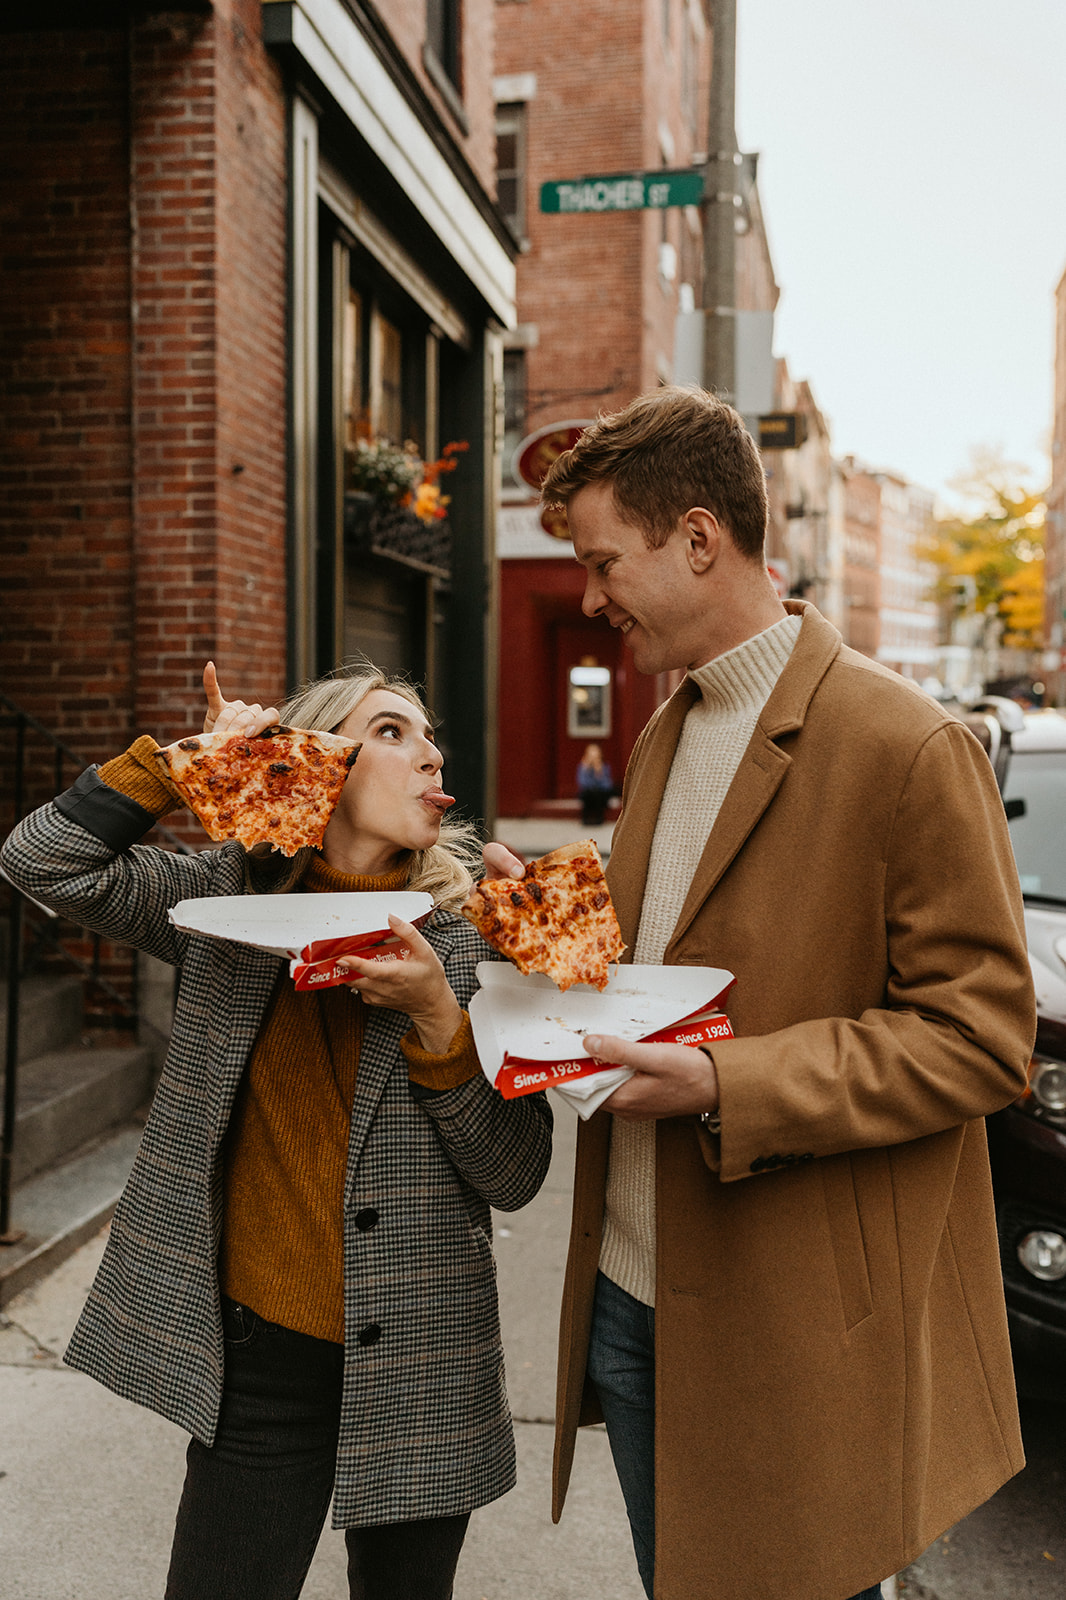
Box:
[300,853,411,895]
[687,613,802,715]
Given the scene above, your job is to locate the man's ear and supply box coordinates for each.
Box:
[683,507,721,573]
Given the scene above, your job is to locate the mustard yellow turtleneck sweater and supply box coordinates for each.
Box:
[98,737,480,1345]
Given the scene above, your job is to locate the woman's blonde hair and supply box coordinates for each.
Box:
[245,661,481,913]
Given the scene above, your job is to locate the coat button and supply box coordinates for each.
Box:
[357,1323,382,1347]
[354,1207,379,1232]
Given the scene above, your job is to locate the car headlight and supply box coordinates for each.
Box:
[1024,1056,1062,1120]
[1017,1229,1066,1282]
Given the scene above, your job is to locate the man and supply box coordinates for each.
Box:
[487,388,1035,1600]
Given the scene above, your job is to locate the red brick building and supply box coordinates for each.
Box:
[493,0,712,818]
[2,0,513,825]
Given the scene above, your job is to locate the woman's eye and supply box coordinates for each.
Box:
[378,722,403,740]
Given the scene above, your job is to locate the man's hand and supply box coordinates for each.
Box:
[481,842,526,882]
[202,661,280,738]
[585,1035,719,1121]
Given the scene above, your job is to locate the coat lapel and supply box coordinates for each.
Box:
[612,602,842,961]
[665,602,842,954]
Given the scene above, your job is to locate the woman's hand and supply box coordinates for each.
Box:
[202,661,280,738]
[338,916,463,1054]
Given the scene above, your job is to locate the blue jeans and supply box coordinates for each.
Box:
[164,1297,469,1600]
[587,1272,885,1600]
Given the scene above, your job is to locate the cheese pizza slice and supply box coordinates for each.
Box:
[156,725,359,856]
[461,839,625,992]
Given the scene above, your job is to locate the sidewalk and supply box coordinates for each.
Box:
[0,1104,643,1600]
[0,1098,897,1600]
[492,817,617,862]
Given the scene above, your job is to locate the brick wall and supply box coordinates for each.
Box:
[0,28,135,774]
[497,0,710,430]
[129,2,288,748]
[1,5,288,790]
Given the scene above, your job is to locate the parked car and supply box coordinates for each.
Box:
[963,698,1066,1399]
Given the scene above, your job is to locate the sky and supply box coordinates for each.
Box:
[735,0,1066,508]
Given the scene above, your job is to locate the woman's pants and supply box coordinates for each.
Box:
[587,1271,886,1600]
[164,1297,469,1600]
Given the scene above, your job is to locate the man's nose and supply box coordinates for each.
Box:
[582,576,605,617]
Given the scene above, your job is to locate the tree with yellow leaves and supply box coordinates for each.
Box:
[925,447,1046,650]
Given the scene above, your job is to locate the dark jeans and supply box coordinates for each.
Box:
[587,1272,885,1600]
[164,1297,469,1600]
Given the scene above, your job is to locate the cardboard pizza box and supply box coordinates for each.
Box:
[167,892,434,989]
[469,961,736,1118]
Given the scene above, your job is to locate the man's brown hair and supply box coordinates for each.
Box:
[541,386,768,559]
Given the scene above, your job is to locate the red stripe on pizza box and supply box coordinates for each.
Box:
[298,911,431,965]
[495,1011,734,1098]
[291,941,412,990]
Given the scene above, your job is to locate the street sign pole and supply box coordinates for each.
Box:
[702,0,738,405]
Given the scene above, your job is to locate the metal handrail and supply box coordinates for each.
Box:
[0,697,193,1240]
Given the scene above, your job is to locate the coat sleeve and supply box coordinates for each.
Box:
[0,767,238,968]
[411,918,553,1212]
[710,719,1035,1181]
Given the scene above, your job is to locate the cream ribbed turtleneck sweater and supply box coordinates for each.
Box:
[598,613,802,1306]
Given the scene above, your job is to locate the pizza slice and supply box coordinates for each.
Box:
[155,725,360,856]
[461,839,625,992]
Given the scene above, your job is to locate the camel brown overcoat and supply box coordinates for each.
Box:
[553,603,1035,1600]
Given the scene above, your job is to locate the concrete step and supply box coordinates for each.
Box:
[0,1120,143,1305]
[0,973,85,1063]
[13,1044,155,1184]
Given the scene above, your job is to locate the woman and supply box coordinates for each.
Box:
[0,662,552,1600]
[575,742,614,828]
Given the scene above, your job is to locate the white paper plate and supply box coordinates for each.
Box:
[168,892,434,960]
[469,961,735,1072]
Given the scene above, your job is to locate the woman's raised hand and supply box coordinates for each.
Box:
[337,916,463,1056]
[202,661,281,738]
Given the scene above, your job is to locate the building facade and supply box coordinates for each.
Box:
[873,471,938,681]
[492,0,712,818]
[838,456,882,659]
[2,0,513,826]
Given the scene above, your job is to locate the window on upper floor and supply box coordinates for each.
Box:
[427,0,462,91]
[496,102,526,238]
[502,348,527,491]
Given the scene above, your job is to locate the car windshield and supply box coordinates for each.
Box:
[1004,749,1066,903]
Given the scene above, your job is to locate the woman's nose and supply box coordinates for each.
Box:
[422,741,443,772]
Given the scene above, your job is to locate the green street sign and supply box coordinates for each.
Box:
[540,168,704,215]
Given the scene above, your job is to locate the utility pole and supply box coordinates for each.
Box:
[702,0,739,402]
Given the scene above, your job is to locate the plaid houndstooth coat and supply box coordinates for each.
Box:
[1,769,552,1527]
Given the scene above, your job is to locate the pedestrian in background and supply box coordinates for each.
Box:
[576,741,614,826]
[485,386,1035,1600]
[1,662,552,1600]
